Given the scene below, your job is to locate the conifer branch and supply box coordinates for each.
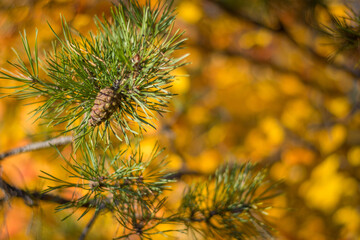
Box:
[0,136,73,161]
[0,168,199,208]
[0,0,187,145]
[0,177,75,206]
[176,162,279,239]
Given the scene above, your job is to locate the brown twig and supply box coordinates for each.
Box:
[0,167,200,208]
[79,209,102,240]
[164,169,203,179]
[0,136,73,161]
[0,177,72,206]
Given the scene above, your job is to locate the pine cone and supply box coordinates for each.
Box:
[89,87,121,127]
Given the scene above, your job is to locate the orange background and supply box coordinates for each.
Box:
[0,0,360,239]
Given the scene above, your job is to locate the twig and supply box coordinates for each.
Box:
[0,177,73,206]
[0,136,73,161]
[0,167,200,207]
[165,169,203,179]
[79,209,102,240]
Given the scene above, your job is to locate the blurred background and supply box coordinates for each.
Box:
[0,0,360,239]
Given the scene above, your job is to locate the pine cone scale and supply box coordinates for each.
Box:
[89,87,122,127]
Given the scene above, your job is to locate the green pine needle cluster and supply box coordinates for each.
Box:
[177,163,278,239]
[41,143,173,220]
[0,0,187,143]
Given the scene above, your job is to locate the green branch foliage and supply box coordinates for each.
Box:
[0,0,187,145]
[177,163,279,239]
[113,196,180,239]
[40,142,173,221]
[40,142,278,239]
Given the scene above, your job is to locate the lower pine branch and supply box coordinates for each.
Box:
[0,177,77,206]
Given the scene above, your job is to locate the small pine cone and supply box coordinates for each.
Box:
[89,87,121,127]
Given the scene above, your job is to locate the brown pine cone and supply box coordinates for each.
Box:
[89,87,122,127]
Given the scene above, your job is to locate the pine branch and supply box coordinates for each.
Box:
[0,165,192,209]
[0,177,75,206]
[177,162,279,239]
[40,142,175,220]
[0,0,187,145]
[0,136,73,161]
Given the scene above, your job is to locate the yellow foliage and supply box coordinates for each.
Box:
[239,29,272,49]
[299,155,356,213]
[244,116,284,160]
[318,124,347,154]
[270,162,287,180]
[333,207,360,235]
[177,1,202,24]
[289,24,311,46]
[287,165,307,184]
[0,118,26,150]
[206,16,240,49]
[326,97,350,118]
[271,161,306,184]
[212,59,249,89]
[312,154,339,178]
[281,99,317,130]
[257,80,278,102]
[329,4,349,18]
[279,75,305,96]
[245,129,272,160]
[314,5,330,26]
[255,30,273,47]
[348,146,360,166]
[244,117,284,159]
[206,124,227,146]
[187,149,220,174]
[282,147,315,165]
[172,68,190,94]
[298,216,326,240]
[72,14,91,29]
[187,105,209,125]
[185,47,202,69]
[260,117,284,145]
[166,153,183,171]
[138,137,158,159]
